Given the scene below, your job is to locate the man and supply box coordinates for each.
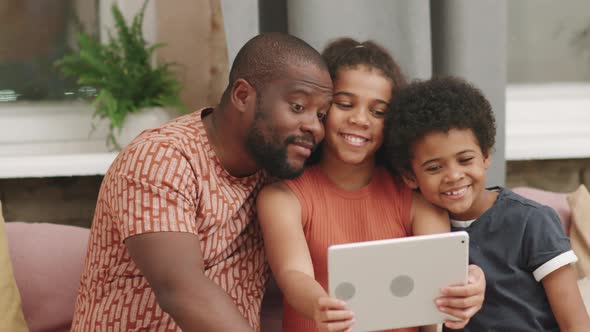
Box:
[72,32,333,332]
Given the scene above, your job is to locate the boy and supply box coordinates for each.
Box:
[384,76,590,331]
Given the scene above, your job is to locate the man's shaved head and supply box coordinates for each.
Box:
[227,32,328,92]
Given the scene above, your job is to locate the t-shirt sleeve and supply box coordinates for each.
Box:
[106,140,200,240]
[522,205,577,281]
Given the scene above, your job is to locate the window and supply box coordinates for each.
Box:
[506,0,590,160]
[0,1,99,102]
[508,0,590,84]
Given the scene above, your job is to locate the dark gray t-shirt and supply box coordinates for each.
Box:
[443,187,575,332]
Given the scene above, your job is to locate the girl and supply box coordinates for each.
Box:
[256,38,485,332]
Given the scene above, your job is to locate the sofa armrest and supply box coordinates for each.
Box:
[6,222,89,332]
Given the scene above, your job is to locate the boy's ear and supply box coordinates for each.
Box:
[401,170,419,190]
[483,151,492,169]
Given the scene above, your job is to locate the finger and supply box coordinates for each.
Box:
[322,309,355,322]
[324,318,355,332]
[318,297,348,310]
[468,264,485,280]
[467,265,486,288]
[443,318,469,330]
[435,294,482,309]
[441,283,480,297]
[442,265,486,296]
[437,304,479,321]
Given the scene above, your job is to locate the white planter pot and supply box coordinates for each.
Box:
[114,107,173,148]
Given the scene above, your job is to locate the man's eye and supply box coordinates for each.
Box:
[290,103,304,113]
[459,157,474,163]
[335,102,352,109]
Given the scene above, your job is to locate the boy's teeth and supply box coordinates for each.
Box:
[445,187,467,195]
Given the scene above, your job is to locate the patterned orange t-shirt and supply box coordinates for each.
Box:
[72,108,268,332]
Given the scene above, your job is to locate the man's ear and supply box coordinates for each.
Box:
[230,78,256,113]
[401,170,419,190]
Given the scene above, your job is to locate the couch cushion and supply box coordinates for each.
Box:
[577,277,590,315]
[6,222,89,332]
[568,185,590,279]
[0,201,29,332]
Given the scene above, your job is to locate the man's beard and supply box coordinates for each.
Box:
[245,111,315,180]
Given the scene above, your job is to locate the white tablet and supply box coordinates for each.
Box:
[328,231,469,331]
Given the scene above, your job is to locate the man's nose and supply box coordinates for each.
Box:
[300,112,324,142]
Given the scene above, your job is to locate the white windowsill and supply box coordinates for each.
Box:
[0,83,589,178]
[0,153,118,179]
[0,102,118,179]
[506,83,590,160]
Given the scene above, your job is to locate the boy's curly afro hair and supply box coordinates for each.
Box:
[384,76,496,172]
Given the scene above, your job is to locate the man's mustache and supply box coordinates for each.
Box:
[286,135,318,151]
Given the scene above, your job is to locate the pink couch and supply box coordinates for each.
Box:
[6,222,89,332]
[4,186,571,332]
[5,221,285,332]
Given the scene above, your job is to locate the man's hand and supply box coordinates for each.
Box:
[313,297,355,332]
[435,264,486,329]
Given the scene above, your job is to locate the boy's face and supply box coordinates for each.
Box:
[403,128,493,221]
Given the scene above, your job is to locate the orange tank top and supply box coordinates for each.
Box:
[282,164,417,332]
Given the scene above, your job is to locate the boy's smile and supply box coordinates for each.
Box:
[404,128,497,221]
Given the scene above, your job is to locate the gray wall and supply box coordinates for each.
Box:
[431,0,506,186]
[221,0,507,185]
[220,0,260,64]
[287,0,432,80]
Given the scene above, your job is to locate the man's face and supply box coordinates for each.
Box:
[245,64,333,179]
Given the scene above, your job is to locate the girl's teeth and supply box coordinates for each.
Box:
[343,134,367,144]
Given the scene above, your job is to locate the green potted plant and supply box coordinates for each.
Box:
[55,0,186,150]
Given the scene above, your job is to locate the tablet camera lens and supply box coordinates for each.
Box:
[335,282,356,301]
[390,275,414,297]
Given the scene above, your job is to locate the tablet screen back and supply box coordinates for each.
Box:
[328,231,469,331]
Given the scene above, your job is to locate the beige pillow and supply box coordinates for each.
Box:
[578,277,590,316]
[0,201,29,332]
[568,185,590,279]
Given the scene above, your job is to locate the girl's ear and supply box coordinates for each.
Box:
[401,170,419,190]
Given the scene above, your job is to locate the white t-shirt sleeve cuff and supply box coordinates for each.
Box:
[533,250,578,281]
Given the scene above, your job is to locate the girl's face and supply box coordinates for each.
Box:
[323,66,393,166]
